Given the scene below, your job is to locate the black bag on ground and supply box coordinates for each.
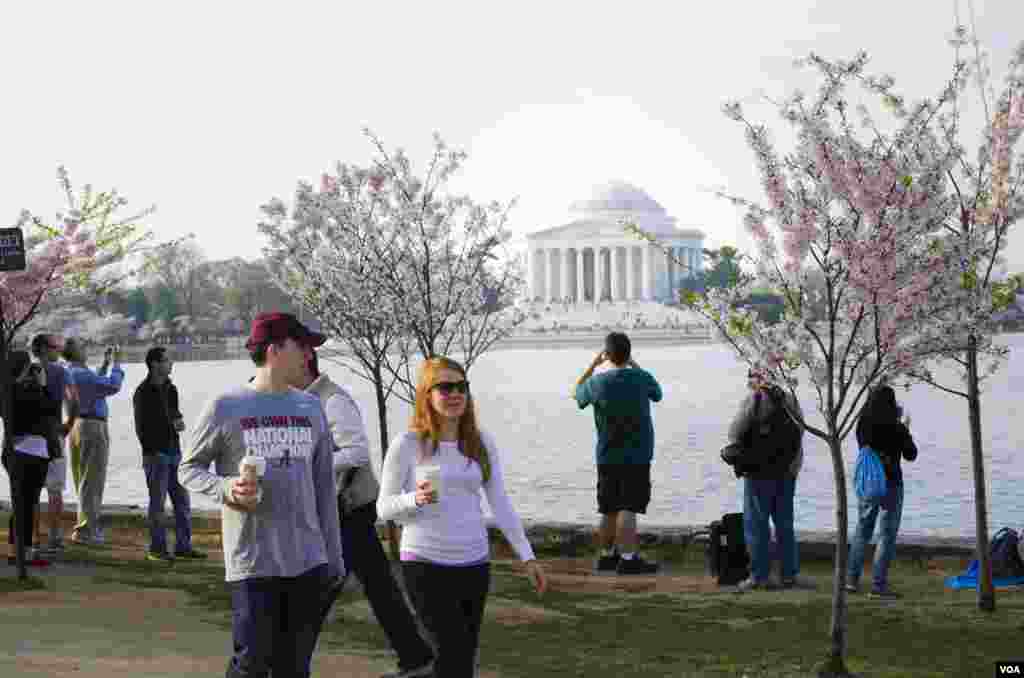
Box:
[990,527,1024,578]
[697,513,749,586]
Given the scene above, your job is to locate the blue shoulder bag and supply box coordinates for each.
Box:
[853,445,887,501]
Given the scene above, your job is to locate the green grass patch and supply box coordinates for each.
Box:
[14,534,1021,677]
[0,574,47,593]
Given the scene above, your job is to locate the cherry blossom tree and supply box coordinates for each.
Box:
[2,167,153,580]
[630,52,964,675]
[261,130,525,556]
[893,31,1024,613]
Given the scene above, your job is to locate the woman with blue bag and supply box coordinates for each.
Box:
[846,384,918,598]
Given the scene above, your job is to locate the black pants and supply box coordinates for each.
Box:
[402,560,490,678]
[6,453,49,550]
[226,564,332,678]
[317,502,434,671]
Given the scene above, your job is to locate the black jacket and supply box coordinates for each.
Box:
[11,380,63,459]
[132,377,182,456]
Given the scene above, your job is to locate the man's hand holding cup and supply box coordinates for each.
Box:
[229,456,265,511]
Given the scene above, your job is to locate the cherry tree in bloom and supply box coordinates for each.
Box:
[892,33,1024,613]
[630,51,968,675]
[3,166,155,579]
[263,131,524,449]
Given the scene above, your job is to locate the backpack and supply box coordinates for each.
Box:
[853,446,888,502]
[990,527,1024,579]
[696,513,750,586]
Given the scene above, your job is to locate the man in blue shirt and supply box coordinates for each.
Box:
[63,339,124,546]
[574,332,662,575]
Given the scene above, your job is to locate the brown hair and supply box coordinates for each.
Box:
[410,356,490,483]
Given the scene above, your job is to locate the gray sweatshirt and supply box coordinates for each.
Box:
[179,385,344,582]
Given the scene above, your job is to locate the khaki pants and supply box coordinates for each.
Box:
[72,419,109,540]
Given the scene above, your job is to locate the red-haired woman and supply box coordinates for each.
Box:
[378,356,547,678]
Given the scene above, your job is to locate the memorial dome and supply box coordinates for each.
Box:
[569,180,666,215]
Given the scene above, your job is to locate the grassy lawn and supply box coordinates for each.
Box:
[3,516,1021,677]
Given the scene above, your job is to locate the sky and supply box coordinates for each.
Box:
[3,1,1023,271]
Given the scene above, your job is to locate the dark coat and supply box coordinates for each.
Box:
[132,377,182,456]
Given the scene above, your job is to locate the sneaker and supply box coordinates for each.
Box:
[146,551,175,563]
[844,582,859,594]
[595,552,621,572]
[736,577,771,592]
[616,555,660,575]
[869,586,902,599]
[8,554,51,568]
[780,577,797,590]
[174,549,209,560]
[71,532,95,547]
[381,660,435,678]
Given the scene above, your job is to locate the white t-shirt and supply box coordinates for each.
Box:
[377,431,535,565]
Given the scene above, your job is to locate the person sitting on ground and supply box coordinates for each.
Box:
[133,347,206,562]
[726,368,804,592]
[378,356,547,678]
[573,332,663,575]
[64,339,124,546]
[847,384,918,599]
[5,351,61,568]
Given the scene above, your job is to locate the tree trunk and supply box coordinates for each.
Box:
[821,435,851,677]
[966,335,995,612]
[372,367,401,561]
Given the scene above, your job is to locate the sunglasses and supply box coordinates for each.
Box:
[431,380,469,395]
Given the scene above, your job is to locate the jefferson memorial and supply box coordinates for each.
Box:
[526,181,705,303]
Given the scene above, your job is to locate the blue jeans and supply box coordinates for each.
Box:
[143,453,192,554]
[227,564,333,678]
[743,476,799,582]
[848,483,904,590]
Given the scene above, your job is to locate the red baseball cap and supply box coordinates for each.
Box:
[245,312,326,350]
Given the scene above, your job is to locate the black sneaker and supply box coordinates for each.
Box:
[595,553,621,572]
[146,551,175,563]
[381,660,434,678]
[869,586,902,599]
[616,555,660,575]
[175,549,208,560]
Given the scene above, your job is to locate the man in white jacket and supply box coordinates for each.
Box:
[301,350,435,678]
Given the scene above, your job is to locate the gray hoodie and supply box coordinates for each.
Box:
[179,385,344,582]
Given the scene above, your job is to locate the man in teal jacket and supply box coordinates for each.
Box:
[574,332,662,575]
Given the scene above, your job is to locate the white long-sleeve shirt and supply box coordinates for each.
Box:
[376,430,535,565]
[322,390,372,475]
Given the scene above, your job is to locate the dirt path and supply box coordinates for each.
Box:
[0,560,416,677]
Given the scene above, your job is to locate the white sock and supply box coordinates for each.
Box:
[621,552,636,560]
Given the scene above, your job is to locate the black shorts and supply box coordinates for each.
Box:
[596,464,652,515]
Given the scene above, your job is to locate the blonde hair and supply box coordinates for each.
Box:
[410,356,491,483]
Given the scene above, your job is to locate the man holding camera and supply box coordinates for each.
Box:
[63,338,124,546]
[574,332,663,575]
[726,369,804,591]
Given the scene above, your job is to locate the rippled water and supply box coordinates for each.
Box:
[4,336,1022,539]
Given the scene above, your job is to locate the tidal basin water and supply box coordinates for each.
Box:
[4,336,1023,539]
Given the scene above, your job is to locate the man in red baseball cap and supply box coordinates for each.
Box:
[180,311,343,677]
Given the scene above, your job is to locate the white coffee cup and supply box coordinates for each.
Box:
[239,455,267,505]
[416,464,443,500]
